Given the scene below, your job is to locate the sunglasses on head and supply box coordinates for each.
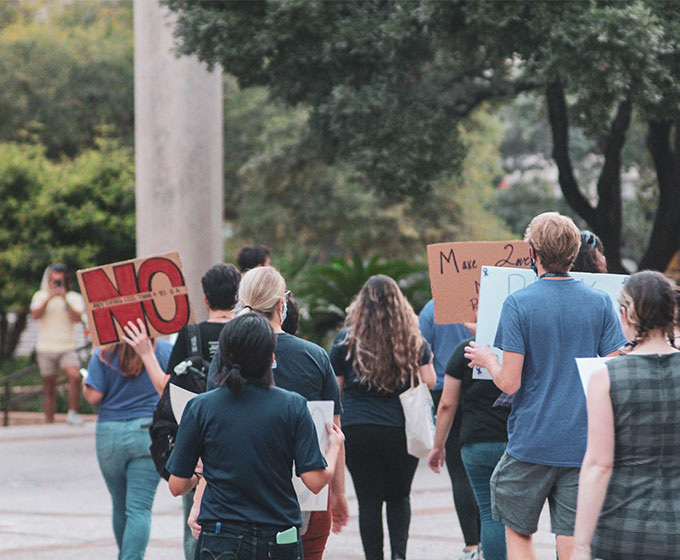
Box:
[581,231,597,248]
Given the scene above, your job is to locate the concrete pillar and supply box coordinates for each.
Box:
[134,0,223,322]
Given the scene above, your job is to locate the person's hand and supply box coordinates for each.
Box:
[188,503,201,539]
[326,422,345,451]
[464,340,494,369]
[121,318,154,358]
[330,491,349,533]
[428,446,445,473]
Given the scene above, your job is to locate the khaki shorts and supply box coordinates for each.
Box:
[36,351,80,377]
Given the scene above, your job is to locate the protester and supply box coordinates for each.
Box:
[166,313,344,560]
[419,300,480,560]
[465,212,627,559]
[572,230,607,273]
[429,336,510,560]
[572,271,680,560]
[82,322,171,560]
[30,263,86,424]
[198,266,347,559]
[330,275,436,560]
[165,263,241,560]
[235,243,271,272]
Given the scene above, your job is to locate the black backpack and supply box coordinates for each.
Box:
[149,323,211,480]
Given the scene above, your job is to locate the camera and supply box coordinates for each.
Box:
[54,279,63,288]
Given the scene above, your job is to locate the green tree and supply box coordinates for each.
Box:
[0,0,133,158]
[0,139,135,361]
[164,0,680,273]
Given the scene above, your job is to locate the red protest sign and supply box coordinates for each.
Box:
[427,241,531,324]
[77,252,194,347]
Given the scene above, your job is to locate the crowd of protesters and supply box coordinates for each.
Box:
[33,222,680,559]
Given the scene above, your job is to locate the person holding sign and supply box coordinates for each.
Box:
[330,275,436,560]
[30,263,86,424]
[165,313,344,560]
[465,212,626,560]
[572,271,680,560]
[82,322,172,560]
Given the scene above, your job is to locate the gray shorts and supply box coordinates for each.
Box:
[490,451,579,536]
[36,350,80,377]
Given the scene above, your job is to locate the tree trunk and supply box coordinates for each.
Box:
[639,120,680,272]
[546,80,631,273]
[0,310,27,362]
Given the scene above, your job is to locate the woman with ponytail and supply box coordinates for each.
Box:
[572,271,680,560]
[166,313,344,560]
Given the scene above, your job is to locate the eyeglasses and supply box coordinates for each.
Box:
[581,230,597,248]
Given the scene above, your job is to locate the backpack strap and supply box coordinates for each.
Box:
[186,323,202,357]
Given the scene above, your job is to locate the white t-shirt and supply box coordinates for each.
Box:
[30,290,85,353]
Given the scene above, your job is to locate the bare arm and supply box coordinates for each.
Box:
[188,476,206,538]
[169,473,201,497]
[329,413,349,533]
[428,375,461,473]
[300,423,345,495]
[83,383,103,405]
[63,295,83,323]
[419,362,436,389]
[31,293,53,319]
[464,342,524,395]
[572,366,614,560]
[121,319,170,395]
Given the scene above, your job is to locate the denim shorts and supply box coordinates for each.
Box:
[490,451,579,536]
[198,521,302,560]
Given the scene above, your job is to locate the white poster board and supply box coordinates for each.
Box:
[293,400,334,511]
[575,357,614,396]
[169,383,198,423]
[474,267,628,380]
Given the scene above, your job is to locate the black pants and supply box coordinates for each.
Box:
[431,389,481,547]
[344,424,418,560]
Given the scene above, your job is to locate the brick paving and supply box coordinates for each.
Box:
[0,418,558,559]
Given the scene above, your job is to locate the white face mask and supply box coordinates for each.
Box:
[281,300,288,323]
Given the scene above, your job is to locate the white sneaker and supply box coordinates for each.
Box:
[67,410,84,426]
[458,547,482,560]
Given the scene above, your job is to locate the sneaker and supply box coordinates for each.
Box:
[458,547,482,560]
[66,410,84,426]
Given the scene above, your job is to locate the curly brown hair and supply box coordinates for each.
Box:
[341,275,425,392]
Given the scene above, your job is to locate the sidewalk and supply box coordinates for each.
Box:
[0,420,558,559]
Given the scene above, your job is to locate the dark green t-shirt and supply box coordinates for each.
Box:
[166,385,327,528]
[445,337,509,446]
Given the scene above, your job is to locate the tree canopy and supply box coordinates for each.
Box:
[164,0,680,273]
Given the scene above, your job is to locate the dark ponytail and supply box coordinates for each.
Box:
[213,313,276,394]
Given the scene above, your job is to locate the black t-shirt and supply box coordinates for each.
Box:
[166,321,227,375]
[330,328,432,428]
[445,337,509,446]
[208,333,343,416]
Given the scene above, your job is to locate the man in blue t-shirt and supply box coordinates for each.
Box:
[466,212,627,560]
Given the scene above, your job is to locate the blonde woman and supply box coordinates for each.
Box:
[195,266,347,559]
[83,326,171,560]
[330,275,436,560]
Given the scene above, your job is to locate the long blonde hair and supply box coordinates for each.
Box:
[237,266,286,320]
[101,342,150,378]
[342,275,424,392]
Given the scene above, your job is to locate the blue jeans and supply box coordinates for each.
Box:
[96,418,160,560]
[197,521,303,560]
[461,442,508,560]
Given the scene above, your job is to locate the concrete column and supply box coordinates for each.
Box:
[134,0,223,322]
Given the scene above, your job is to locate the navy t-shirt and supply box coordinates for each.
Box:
[494,278,626,466]
[330,329,432,428]
[85,339,172,422]
[208,333,342,416]
[166,385,327,528]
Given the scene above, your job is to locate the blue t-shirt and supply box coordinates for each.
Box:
[86,339,172,422]
[330,329,432,428]
[494,278,627,466]
[166,385,327,528]
[208,333,342,416]
[418,299,472,390]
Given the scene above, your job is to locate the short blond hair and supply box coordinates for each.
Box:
[238,266,286,319]
[524,212,581,272]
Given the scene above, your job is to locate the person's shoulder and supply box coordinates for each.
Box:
[419,300,434,318]
[270,385,307,406]
[279,332,327,355]
[331,328,349,347]
[30,290,48,306]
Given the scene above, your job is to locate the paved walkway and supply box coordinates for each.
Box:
[0,419,558,559]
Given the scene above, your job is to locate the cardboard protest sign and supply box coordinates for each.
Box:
[77,252,194,347]
[427,241,531,324]
[474,266,627,380]
[292,400,334,511]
